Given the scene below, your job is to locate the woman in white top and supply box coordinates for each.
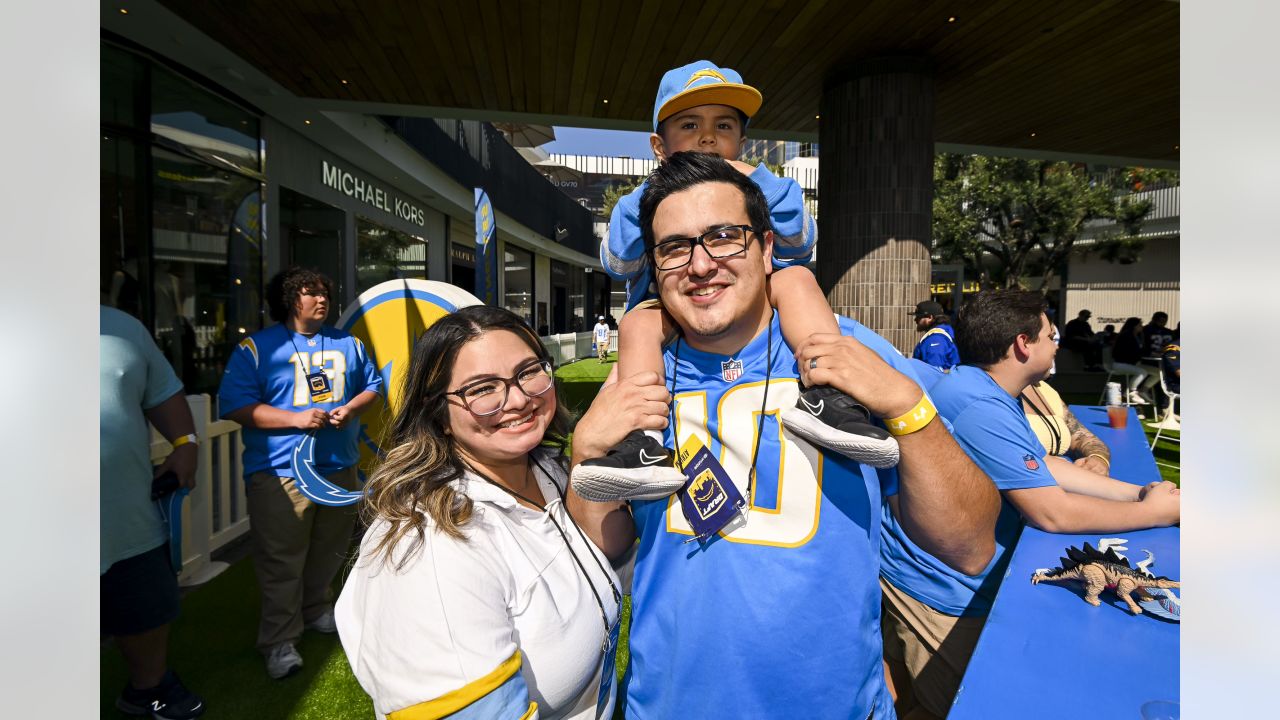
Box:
[336,305,624,720]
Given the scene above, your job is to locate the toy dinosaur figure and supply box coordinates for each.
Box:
[1031,542,1180,619]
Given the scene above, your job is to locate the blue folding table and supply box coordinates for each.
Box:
[948,406,1180,718]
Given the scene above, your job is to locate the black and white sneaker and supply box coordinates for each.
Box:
[116,670,206,719]
[571,430,687,502]
[781,386,900,468]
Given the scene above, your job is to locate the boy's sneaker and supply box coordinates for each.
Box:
[116,670,205,719]
[571,430,687,502]
[781,386,900,468]
[266,642,303,680]
[305,610,337,634]
[1127,390,1151,405]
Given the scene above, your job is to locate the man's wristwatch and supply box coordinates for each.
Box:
[170,433,199,449]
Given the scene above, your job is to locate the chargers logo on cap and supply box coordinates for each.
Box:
[685,69,729,87]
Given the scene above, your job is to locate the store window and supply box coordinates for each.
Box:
[151,63,261,176]
[569,267,586,332]
[151,147,263,394]
[503,245,534,328]
[102,133,146,320]
[450,242,476,295]
[102,41,266,396]
[281,187,345,312]
[356,217,428,296]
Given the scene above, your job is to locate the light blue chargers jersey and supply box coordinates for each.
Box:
[624,314,925,720]
[218,324,383,478]
[880,365,1057,617]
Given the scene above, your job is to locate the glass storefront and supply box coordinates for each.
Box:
[281,187,345,314]
[356,216,428,296]
[503,245,534,328]
[101,41,263,395]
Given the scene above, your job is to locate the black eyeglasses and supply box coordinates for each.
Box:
[444,360,555,416]
[651,224,755,270]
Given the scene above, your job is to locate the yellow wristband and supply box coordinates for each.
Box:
[884,394,937,437]
[1087,453,1110,467]
[170,433,199,449]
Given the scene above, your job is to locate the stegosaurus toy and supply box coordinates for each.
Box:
[1031,542,1180,619]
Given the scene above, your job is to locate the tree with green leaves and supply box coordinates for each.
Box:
[932,154,1159,291]
[601,177,642,218]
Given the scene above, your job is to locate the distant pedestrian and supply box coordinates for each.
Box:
[911,301,960,371]
[593,315,611,362]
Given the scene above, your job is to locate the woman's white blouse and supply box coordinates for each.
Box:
[336,449,620,719]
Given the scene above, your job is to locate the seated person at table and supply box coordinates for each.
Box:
[1156,337,1180,416]
[1021,379,1113,476]
[879,289,1181,720]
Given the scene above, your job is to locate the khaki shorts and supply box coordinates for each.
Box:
[880,577,987,717]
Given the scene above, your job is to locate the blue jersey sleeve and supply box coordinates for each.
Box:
[218,338,263,417]
[750,164,816,267]
[603,185,647,281]
[350,337,384,398]
[950,398,1057,491]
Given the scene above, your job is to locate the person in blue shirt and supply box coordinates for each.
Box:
[579,61,897,503]
[217,267,383,680]
[569,152,1001,719]
[101,305,206,719]
[879,289,1181,720]
[910,300,960,371]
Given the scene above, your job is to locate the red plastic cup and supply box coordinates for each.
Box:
[1106,405,1129,429]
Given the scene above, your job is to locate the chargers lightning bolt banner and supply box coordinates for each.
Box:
[288,280,482,505]
[475,188,496,304]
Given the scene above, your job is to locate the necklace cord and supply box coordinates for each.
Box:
[465,456,620,649]
[669,310,773,502]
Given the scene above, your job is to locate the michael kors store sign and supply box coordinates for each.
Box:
[322,160,425,226]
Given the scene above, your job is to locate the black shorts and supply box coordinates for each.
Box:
[101,543,180,636]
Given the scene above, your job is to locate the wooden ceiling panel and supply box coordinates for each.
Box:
[156,0,1179,162]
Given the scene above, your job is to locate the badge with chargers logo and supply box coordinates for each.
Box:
[306,371,333,403]
[675,435,746,541]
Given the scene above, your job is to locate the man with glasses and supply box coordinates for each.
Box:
[569,152,1001,718]
[217,267,383,680]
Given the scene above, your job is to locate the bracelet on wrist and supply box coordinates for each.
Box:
[169,433,199,449]
[884,394,937,437]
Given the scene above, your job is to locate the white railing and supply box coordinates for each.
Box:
[540,330,614,365]
[150,394,250,587]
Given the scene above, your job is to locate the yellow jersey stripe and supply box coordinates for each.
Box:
[387,651,523,720]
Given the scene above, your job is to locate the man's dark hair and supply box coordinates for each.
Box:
[655,110,750,139]
[266,267,333,323]
[638,151,772,257]
[1150,311,1168,325]
[954,289,1048,368]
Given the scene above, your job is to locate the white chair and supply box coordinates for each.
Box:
[1147,367,1180,470]
[1097,346,1147,410]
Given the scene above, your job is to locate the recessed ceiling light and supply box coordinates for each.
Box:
[1174,145,1179,150]
[1030,132,1037,137]
[120,8,129,14]
[304,119,312,125]
[815,115,820,120]
[603,99,609,104]
[948,16,956,23]
[341,79,349,85]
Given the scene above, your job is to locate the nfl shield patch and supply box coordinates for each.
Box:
[1023,453,1040,470]
[721,359,743,382]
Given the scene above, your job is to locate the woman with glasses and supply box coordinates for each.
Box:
[335,305,625,719]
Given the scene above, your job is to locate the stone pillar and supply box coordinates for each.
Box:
[818,57,935,354]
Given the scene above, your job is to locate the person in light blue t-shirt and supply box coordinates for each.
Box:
[101,305,206,719]
[879,289,1181,720]
[217,267,383,681]
[569,152,1001,720]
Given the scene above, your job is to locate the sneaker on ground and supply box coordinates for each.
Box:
[1127,391,1151,405]
[781,386,900,468]
[571,430,687,502]
[266,642,303,680]
[116,670,206,719]
[305,610,337,634]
